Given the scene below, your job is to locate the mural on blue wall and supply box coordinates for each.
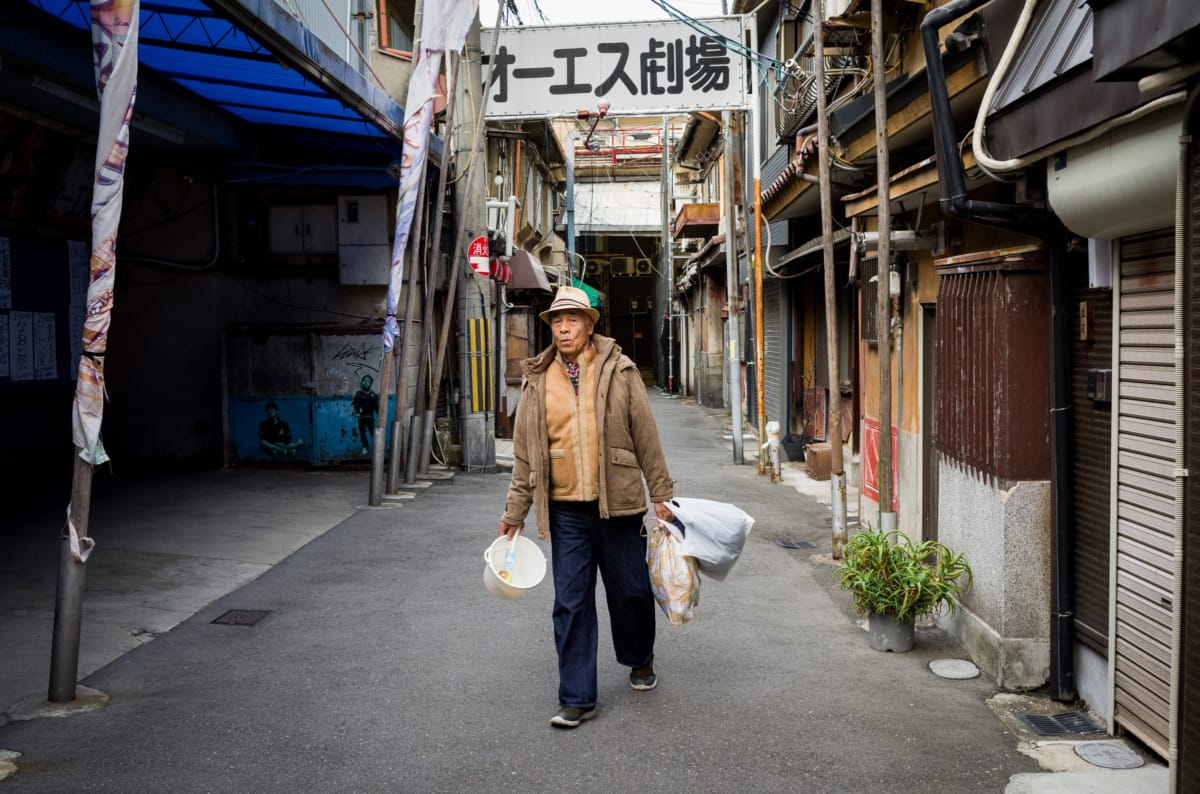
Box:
[227,330,395,465]
[351,374,378,456]
[258,401,306,458]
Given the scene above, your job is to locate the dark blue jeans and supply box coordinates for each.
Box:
[549,501,655,709]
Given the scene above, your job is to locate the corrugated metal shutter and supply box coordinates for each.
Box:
[1071,286,1112,653]
[1179,138,1200,789]
[763,280,787,430]
[1113,229,1175,759]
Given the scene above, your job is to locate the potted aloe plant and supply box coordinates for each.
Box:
[835,528,973,653]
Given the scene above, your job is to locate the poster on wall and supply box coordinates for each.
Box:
[0,312,8,377]
[862,416,899,512]
[9,311,33,381]
[67,240,88,376]
[0,237,11,309]
[34,312,57,380]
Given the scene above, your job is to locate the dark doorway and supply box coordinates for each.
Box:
[921,304,938,543]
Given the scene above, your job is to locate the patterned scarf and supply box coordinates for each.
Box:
[561,357,580,394]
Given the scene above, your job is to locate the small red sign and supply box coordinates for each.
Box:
[467,235,490,276]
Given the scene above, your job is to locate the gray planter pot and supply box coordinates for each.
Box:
[867,612,915,653]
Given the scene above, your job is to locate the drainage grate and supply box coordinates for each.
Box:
[1017,711,1104,736]
[211,609,271,626]
[776,539,816,550]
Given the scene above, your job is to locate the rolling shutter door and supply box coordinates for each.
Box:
[763,280,787,430]
[1113,229,1175,759]
[1071,285,1112,653]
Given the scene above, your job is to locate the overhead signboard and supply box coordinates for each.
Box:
[481,17,748,119]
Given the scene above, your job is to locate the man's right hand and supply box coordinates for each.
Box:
[498,521,519,539]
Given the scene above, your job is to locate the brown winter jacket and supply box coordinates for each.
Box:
[500,334,674,541]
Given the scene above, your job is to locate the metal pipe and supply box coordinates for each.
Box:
[49,455,92,702]
[855,230,938,251]
[1166,84,1198,794]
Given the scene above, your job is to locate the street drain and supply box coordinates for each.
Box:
[776,540,816,549]
[212,609,270,626]
[1017,711,1104,736]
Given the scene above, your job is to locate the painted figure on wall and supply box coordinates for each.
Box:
[259,402,305,458]
[352,375,379,456]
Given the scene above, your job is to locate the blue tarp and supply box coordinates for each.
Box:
[27,0,405,140]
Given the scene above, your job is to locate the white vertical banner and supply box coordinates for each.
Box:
[382,0,480,353]
[72,0,139,466]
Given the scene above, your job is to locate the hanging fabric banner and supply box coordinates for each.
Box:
[382,0,480,352]
[73,0,140,466]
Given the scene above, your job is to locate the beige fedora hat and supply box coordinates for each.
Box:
[539,285,600,325]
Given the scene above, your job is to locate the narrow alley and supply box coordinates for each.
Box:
[3,390,1160,792]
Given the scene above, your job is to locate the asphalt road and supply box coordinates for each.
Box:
[0,390,1040,793]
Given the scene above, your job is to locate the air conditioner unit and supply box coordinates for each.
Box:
[635,258,653,275]
[585,261,601,277]
[609,256,634,276]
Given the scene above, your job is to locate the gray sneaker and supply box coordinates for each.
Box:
[550,706,596,728]
[629,664,657,691]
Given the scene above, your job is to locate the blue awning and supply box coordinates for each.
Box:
[26,0,404,141]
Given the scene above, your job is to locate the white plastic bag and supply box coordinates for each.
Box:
[667,497,755,581]
[645,518,700,625]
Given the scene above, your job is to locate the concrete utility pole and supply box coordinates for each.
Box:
[422,8,498,474]
[871,0,895,531]
[722,109,744,464]
[660,115,672,391]
[815,0,848,557]
[566,135,576,283]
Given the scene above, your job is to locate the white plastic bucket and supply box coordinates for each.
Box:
[483,534,547,600]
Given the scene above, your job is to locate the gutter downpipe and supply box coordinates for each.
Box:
[921,0,1075,701]
[1168,83,1199,794]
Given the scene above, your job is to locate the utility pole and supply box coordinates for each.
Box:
[566,134,576,283]
[722,109,744,464]
[422,8,499,474]
[815,0,848,556]
[660,115,672,393]
[872,0,895,532]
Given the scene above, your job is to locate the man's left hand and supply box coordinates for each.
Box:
[652,502,675,523]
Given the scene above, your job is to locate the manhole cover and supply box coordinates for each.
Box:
[1017,711,1104,736]
[1074,743,1143,769]
[929,659,980,679]
[211,609,270,626]
[776,539,816,550]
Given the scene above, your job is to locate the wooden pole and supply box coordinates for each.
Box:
[871,0,895,527]
[815,0,848,556]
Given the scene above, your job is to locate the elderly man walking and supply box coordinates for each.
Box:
[499,285,675,729]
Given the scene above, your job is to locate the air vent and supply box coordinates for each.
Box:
[635,258,653,275]
[609,256,633,276]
